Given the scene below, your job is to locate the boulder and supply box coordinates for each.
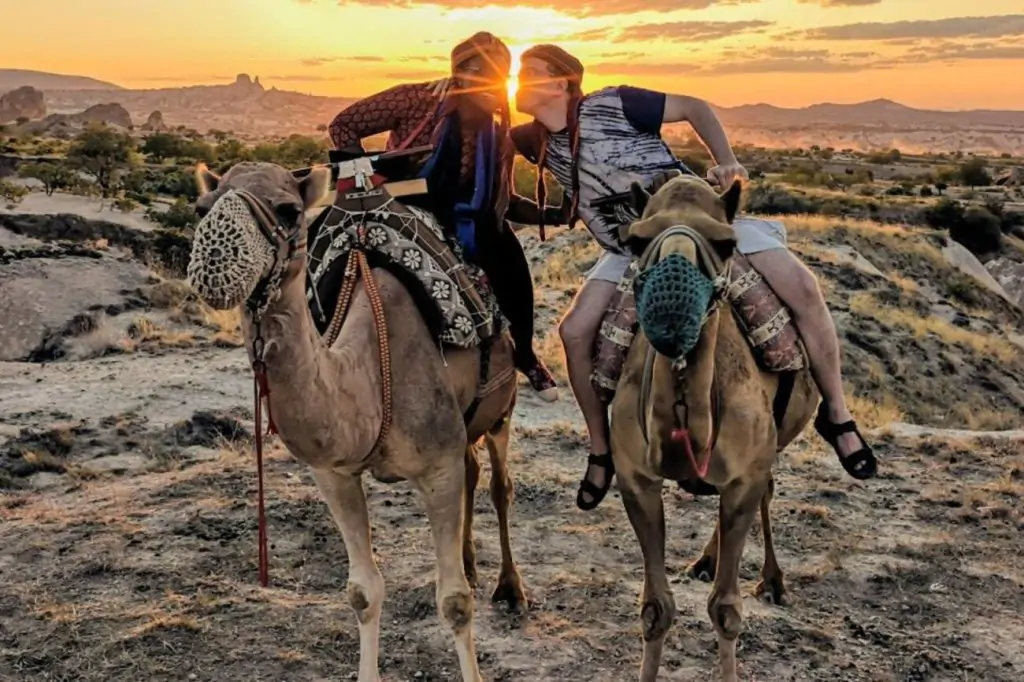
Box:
[71,102,133,130]
[141,110,167,132]
[985,256,1024,309]
[0,86,45,124]
[941,239,1015,305]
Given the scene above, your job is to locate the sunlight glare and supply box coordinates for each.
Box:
[507,44,524,101]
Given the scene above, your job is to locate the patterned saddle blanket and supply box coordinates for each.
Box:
[591,253,806,404]
[306,190,502,349]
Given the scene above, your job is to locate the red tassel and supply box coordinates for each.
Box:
[256,372,278,436]
[671,428,710,479]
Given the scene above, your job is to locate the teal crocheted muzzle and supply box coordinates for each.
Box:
[633,253,716,360]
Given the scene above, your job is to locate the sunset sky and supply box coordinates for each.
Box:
[2,1,1023,109]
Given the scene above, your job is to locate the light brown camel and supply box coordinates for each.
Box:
[609,175,820,682]
[186,161,527,682]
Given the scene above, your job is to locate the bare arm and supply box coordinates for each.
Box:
[662,94,738,166]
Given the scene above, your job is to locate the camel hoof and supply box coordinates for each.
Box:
[491,575,529,613]
[687,555,716,582]
[754,578,790,606]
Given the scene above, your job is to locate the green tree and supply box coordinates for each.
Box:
[0,179,29,206]
[19,161,77,196]
[140,132,185,163]
[67,123,137,197]
[957,157,991,187]
[146,197,198,229]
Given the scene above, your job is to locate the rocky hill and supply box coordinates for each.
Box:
[0,69,122,92]
[0,189,1023,680]
[0,86,45,124]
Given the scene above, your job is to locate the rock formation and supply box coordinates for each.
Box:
[72,103,133,130]
[141,110,166,132]
[0,86,46,124]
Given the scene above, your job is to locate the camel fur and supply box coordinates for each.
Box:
[187,161,526,682]
[610,174,820,682]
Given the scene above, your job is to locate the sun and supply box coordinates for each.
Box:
[507,44,524,101]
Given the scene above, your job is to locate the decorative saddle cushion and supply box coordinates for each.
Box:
[306,190,502,349]
[591,253,806,404]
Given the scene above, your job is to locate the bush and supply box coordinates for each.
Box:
[922,198,965,229]
[744,183,820,215]
[0,179,29,206]
[958,157,991,187]
[146,197,198,230]
[950,206,1003,254]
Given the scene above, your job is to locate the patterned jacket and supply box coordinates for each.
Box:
[327,82,555,227]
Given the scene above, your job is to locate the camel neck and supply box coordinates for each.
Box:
[241,267,383,467]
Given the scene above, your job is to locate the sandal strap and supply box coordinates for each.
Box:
[587,452,613,468]
[577,478,606,498]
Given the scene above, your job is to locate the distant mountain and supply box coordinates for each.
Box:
[0,69,124,92]
[9,70,1024,153]
[714,98,1024,129]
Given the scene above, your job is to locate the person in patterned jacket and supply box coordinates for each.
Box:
[511,44,877,511]
[327,31,560,402]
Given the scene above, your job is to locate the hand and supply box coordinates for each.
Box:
[706,162,749,189]
[430,77,452,99]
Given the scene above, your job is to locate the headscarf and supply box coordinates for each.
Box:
[520,44,585,238]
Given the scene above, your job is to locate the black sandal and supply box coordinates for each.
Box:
[813,402,878,480]
[576,453,615,511]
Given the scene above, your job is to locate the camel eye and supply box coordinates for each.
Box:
[275,202,302,225]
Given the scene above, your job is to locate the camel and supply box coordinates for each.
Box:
[608,174,820,682]
[186,160,527,682]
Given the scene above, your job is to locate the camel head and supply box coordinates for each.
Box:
[187,161,331,311]
[618,173,741,265]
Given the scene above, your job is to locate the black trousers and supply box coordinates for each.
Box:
[469,224,539,372]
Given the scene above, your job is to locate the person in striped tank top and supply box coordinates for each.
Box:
[511,45,877,511]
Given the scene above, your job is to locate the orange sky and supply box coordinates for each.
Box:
[3,0,1023,109]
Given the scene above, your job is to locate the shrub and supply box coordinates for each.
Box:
[744,183,820,215]
[950,206,1003,254]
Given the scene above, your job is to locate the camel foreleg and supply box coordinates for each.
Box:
[462,445,481,588]
[620,472,675,682]
[417,459,483,682]
[310,469,385,682]
[709,475,769,682]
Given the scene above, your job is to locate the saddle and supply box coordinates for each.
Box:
[305,149,503,351]
[591,239,806,405]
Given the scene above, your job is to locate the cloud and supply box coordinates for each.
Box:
[801,14,1024,41]
[796,0,881,6]
[300,56,385,67]
[886,41,1024,64]
[330,0,761,18]
[614,20,774,42]
[382,69,447,80]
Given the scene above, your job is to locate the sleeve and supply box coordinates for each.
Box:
[327,83,426,150]
[509,122,543,164]
[505,194,566,227]
[618,85,667,136]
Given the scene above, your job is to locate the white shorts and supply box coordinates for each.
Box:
[585,216,788,283]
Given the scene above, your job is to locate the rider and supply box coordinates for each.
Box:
[326,32,560,402]
[510,44,877,511]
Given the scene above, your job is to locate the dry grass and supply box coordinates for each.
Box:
[848,292,1019,364]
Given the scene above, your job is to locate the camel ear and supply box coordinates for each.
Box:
[629,181,651,216]
[195,163,220,195]
[720,180,742,224]
[295,165,332,209]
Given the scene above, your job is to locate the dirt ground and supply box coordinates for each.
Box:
[2,217,1024,681]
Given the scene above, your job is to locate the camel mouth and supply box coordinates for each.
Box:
[187,192,276,312]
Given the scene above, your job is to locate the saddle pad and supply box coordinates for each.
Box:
[306,191,501,349]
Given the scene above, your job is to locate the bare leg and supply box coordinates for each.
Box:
[462,446,481,588]
[754,476,789,605]
[746,249,868,460]
[416,462,482,682]
[310,469,385,682]
[619,472,676,682]
[559,279,618,506]
[709,478,767,682]
[484,416,528,612]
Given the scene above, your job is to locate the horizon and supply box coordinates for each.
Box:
[2,1,1024,110]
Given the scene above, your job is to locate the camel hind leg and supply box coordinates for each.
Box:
[483,414,528,612]
[309,469,385,682]
[754,476,789,605]
[462,446,481,588]
[620,472,676,682]
[708,475,769,682]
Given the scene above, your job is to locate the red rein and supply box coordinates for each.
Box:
[252,370,276,587]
